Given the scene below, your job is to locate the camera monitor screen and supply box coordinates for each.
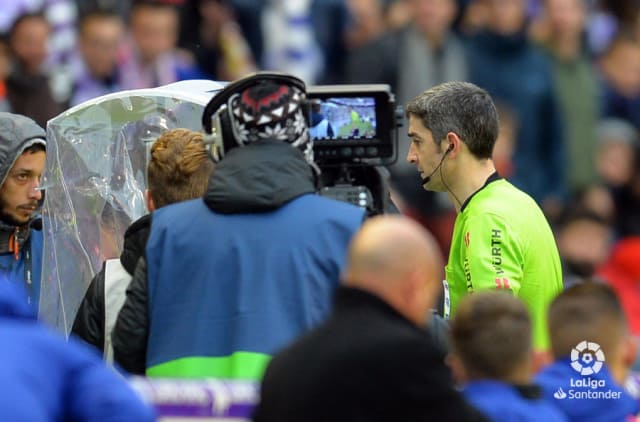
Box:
[307,84,396,165]
[309,97,376,141]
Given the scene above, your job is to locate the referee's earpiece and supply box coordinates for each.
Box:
[422,142,454,185]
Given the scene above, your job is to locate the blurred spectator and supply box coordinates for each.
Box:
[42,0,79,103]
[75,0,131,21]
[599,0,640,33]
[178,0,256,81]
[575,183,615,223]
[585,0,619,56]
[69,8,125,106]
[457,0,489,35]
[466,0,566,211]
[230,0,351,84]
[536,282,639,421]
[385,0,413,28]
[598,237,640,337]
[261,0,320,83]
[0,0,78,103]
[591,119,638,233]
[0,280,156,421]
[0,38,10,112]
[260,0,334,84]
[450,291,566,421]
[6,12,64,128]
[595,118,639,189]
[532,0,601,194]
[597,31,640,130]
[254,215,488,422]
[345,0,388,50]
[72,128,214,362]
[347,0,465,113]
[119,0,204,90]
[554,207,613,287]
[612,145,640,237]
[493,101,518,178]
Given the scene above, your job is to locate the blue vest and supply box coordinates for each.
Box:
[145,194,364,378]
[0,230,42,311]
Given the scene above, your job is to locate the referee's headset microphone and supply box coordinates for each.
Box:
[421,143,454,184]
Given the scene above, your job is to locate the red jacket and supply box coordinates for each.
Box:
[598,237,640,335]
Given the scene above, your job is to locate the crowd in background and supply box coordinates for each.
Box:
[0,0,639,347]
[0,1,640,419]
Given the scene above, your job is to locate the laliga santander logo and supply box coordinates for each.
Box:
[570,340,605,376]
[554,341,623,401]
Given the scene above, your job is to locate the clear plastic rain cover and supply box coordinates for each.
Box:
[39,80,224,335]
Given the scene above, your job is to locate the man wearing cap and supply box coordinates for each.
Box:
[113,73,366,379]
[0,112,46,310]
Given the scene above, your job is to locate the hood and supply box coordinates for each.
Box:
[0,279,37,320]
[0,112,46,188]
[119,213,152,275]
[204,141,316,214]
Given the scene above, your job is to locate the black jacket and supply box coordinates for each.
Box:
[253,287,489,422]
[71,214,151,352]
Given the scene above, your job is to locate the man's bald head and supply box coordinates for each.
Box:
[343,215,443,326]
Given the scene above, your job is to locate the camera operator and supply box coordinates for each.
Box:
[112,72,366,379]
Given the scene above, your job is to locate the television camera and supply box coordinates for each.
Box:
[201,73,402,215]
[307,84,402,215]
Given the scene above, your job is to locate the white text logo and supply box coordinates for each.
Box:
[570,340,605,375]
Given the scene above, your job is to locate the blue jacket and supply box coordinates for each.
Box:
[464,380,567,421]
[0,113,47,312]
[113,142,365,378]
[0,227,42,308]
[536,358,639,421]
[0,281,155,421]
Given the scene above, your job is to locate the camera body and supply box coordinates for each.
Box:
[201,73,401,215]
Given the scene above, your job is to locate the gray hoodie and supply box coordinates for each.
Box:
[0,112,46,188]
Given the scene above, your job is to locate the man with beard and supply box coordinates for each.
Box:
[0,112,46,310]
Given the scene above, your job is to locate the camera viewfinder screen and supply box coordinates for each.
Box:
[309,97,376,141]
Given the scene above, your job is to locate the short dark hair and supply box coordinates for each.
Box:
[451,291,531,381]
[601,29,639,59]
[8,12,48,43]
[78,7,122,36]
[548,282,627,359]
[131,0,180,14]
[405,81,499,159]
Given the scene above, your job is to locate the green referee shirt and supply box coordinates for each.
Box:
[444,174,563,350]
